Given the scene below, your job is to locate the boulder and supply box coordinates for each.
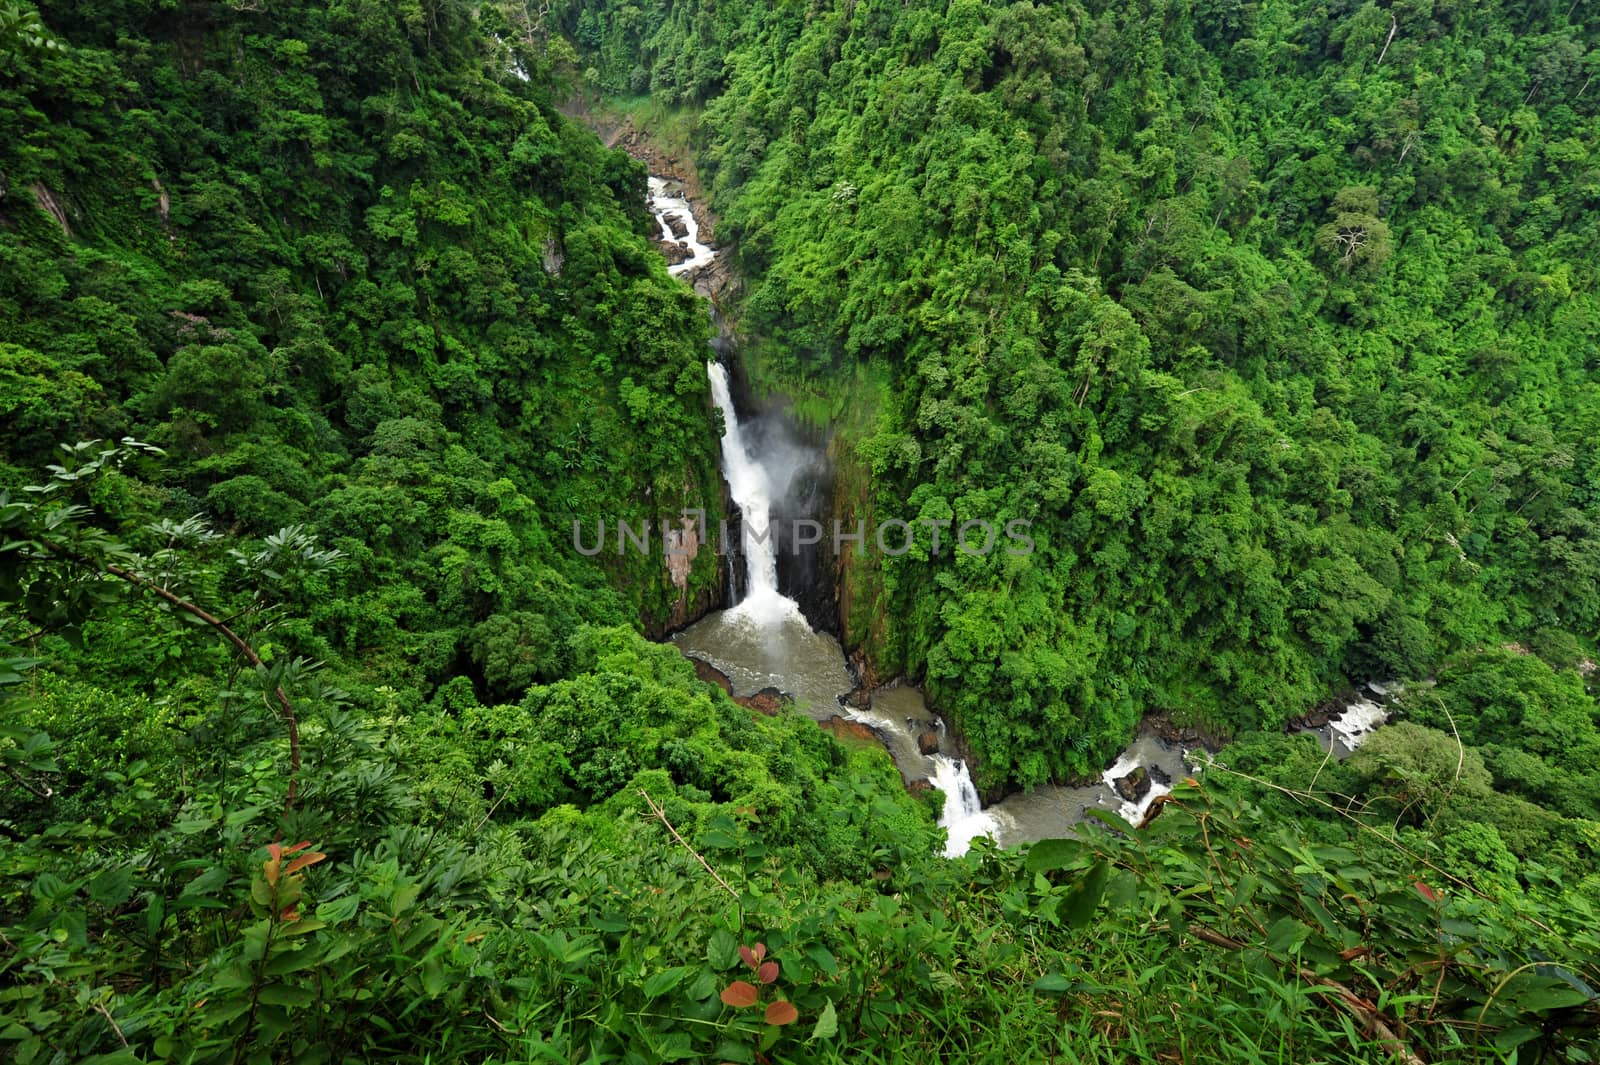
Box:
[842,686,872,710]
[1113,766,1150,804]
[736,686,789,715]
[819,715,878,743]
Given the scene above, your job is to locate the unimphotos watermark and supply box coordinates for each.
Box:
[572,510,1035,558]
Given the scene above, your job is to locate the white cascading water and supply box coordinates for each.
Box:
[654,175,1395,856]
[1326,683,1396,754]
[655,174,996,856]
[649,177,716,278]
[705,360,994,853]
[1100,750,1174,825]
[929,756,1000,858]
[706,362,800,627]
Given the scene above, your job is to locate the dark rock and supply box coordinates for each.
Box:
[819,715,878,743]
[916,730,940,756]
[659,240,690,266]
[1285,708,1333,731]
[907,778,933,797]
[664,211,689,239]
[1113,767,1150,804]
[1148,764,1172,787]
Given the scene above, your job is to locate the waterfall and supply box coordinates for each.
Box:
[657,175,996,857]
[707,362,800,626]
[929,756,999,858]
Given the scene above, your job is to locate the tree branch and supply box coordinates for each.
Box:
[639,787,738,900]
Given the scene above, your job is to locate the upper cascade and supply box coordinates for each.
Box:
[648,176,717,278]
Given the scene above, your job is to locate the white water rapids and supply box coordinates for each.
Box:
[648,177,716,278]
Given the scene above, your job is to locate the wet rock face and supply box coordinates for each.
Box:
[1113,766,1150,803]
[819,715,879,743]
[916,730,940,756]
[688,658,787,714]
[690,656,733,693]
[736,687,790,715]
[1285,708,1333,731]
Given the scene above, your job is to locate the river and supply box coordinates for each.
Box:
[646,174,1389,857]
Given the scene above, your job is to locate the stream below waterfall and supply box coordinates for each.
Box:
[645,174,1391,857]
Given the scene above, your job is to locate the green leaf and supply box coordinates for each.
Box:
[1493,1026,1541,1052]
[257,984,315,1008]
[1264,917,1309,956]
[1024,838,1081,873]
[805,944,838,976]
[643,966,691,1001]
[1033,973,1075,994]
[264,945,324,976]
[87,866,134,907]
[809,999,838,1041]
[314,895,359,925]
[700,828,740,850]
[686,968,719,1002]
[1064,861,1110,930]
[713,1040,754,1064]
[1506,981,1593,1013]
[707,927,739,970]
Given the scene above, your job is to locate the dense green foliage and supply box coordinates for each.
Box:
[576,0,1600,789]
[4,1,1600,1062]
[1,0,726,670]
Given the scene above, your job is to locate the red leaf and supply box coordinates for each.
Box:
[753,942,767,962]
[757,960,779,985]
[284,851,327,875]
[739,945,758,970]
[285,841,313,855]
[720,981,759,1008]
[1414,881,1438,903]
[764,1000,798,1026]
[266,843,283,862]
